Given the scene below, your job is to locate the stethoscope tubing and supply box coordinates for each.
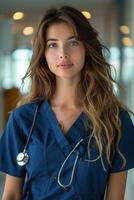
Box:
[16,101,42,166]
[23,102,41,151]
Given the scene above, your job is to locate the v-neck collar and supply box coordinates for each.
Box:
[47,100,84,134]
[42,100,85,155]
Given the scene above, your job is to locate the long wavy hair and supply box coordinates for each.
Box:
[20,6,131,169]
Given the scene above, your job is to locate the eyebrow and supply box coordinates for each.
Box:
[46,36,78,43]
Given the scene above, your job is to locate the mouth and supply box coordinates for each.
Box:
[57,63,74,69]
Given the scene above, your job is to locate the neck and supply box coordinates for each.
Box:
[50,76,82,108]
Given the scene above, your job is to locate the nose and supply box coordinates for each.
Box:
[60,54,69,59]
[59,47,69,59]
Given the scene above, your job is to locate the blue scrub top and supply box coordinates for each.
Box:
[0,100,134,200]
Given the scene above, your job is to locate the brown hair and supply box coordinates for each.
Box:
[20,6,131,169]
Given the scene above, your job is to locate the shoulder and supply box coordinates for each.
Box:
[119,109,134,130]
[10,100,42,123]
[119,109,132,120]
[118,109,134,151]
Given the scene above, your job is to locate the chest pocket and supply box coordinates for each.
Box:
[76,143,108,199]
[26,138,47,177]
[46,139,65,175]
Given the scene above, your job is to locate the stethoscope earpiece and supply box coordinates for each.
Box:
[16,152,29,166]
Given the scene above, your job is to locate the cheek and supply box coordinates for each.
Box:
[75,49,85,65]
[45,52,57,67]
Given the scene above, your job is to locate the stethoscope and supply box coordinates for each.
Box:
[16,102,104,191]
[56,134,103,191]
[16,102,41,166]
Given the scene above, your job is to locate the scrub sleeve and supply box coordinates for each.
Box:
[110,110,134,173]
[0,111,26,177]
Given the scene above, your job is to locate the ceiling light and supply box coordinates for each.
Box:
[23,27,34,35]
[82,11,91,19]
[13,12,24,20]
[122,37,133,46]
[120,25,130,34]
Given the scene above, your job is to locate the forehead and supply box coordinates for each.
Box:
[45,22,77,40]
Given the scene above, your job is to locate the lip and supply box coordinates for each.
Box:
[57,63,74,69]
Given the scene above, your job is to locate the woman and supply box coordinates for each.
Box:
[0,6,134,200]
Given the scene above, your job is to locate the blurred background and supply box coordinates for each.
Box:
[0,0,134,199]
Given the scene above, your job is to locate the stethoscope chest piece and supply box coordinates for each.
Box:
[16,152,29,166]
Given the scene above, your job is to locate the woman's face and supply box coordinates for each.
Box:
[45,22,85,79]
